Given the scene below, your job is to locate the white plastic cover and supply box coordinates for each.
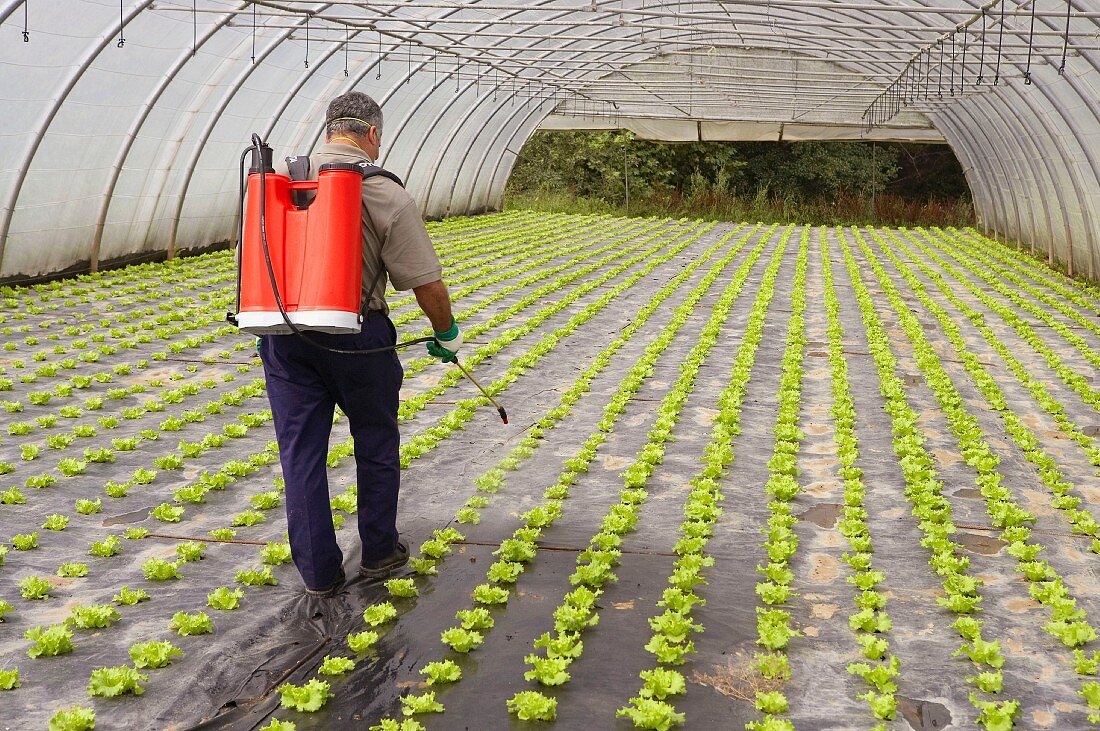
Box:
[0,1,1097,279]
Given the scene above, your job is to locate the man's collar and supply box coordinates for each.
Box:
[317,141,374,163]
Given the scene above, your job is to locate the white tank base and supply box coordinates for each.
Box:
[236,309,362,335]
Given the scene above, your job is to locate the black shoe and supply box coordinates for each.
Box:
[304,567,345,597]
[359,541,409,580]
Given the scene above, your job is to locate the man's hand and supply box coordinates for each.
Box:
[427,318,462,363]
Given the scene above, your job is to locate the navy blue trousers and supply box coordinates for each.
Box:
[259,313,403,591]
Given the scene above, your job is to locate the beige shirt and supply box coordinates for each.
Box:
[275,142,441,314]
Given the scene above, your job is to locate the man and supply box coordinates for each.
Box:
[259,91,462,596]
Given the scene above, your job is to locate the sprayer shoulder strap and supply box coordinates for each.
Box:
[356,163,404,189]
[358,164,406,316]
[285,155,312,208]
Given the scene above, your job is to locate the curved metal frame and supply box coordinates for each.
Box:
[0,0,1098,279]
[90,2,250,271]
[0,0,155,272]
[166,4,335,258]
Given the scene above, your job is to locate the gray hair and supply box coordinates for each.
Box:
[326,92,383,137]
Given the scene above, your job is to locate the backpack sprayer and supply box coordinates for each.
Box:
[228,133,507,423]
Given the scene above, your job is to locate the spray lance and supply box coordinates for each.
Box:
[229,133,507,424]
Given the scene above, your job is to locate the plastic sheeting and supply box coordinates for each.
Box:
[0,1,1098,280]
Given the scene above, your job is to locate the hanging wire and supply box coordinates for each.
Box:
[117,0,126,47]
[995,0,1004,85]
[406,42,411,84]
[1023,0,1036,85]
[937,41,944,98]
[343,25,349,77]
[949,31,956,96]
[22,0,28,42]
[303,13,309,69]
[433,53,438,86]
[492,66,498,102]
[192,0,197,57]
[1059,0,1071,74]
[977,8,986,84]
[959,26,967,90]
[925,49,932,99]
[251,3,256,64]
[916,50,923,100]
[916,50,923,101]
[375,30,381,80]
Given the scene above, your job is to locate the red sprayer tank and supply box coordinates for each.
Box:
[236,162,365,335]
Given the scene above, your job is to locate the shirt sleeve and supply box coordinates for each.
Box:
[381,198,443,291]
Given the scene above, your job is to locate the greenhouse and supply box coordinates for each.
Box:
[1,1,1099,730]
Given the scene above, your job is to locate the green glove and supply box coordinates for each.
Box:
[426,318,462,363]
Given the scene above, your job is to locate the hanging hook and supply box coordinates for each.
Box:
[116,0,125,47]
[1059,0,1071,75]
[937,41,944,98]
[343,26,349,77]
[924,48,931,99]
[949,31,956,96]
[994,0,1004,85]
[22,0,29,42]
[958,25,967,91]
[976,9,986,85]
[376,30,382,80]
[1023,0,1037,85]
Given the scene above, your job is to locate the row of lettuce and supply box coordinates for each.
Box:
[1,216,1099,729]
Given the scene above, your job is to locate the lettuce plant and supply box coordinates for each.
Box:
[440,627,482,653]
[278,678,331,712]
[399,691,443,715]
[385,578,418,598]
[74,498,102,515]
[112,586,150,605]
[347,630,379,653]
[68,604,119,629]
[42,514,69,531]
[318,655,356,676]
[176,541,206,562]
[419,659,461,685]
[208,587,244,610]
[130,640,182,669]
[169,611,213,636]
[615,697,682,730]
[455,607,494,632]
[235,567,277,586]
[19,575,51,599]
[472,583,509,605]
[151,503,184,522]
[47,706,95,731]
[142,558,182,581]
[0,668,19,690]
[25,623,74,657]
[260,541,291,565]
[362,602,398,627]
